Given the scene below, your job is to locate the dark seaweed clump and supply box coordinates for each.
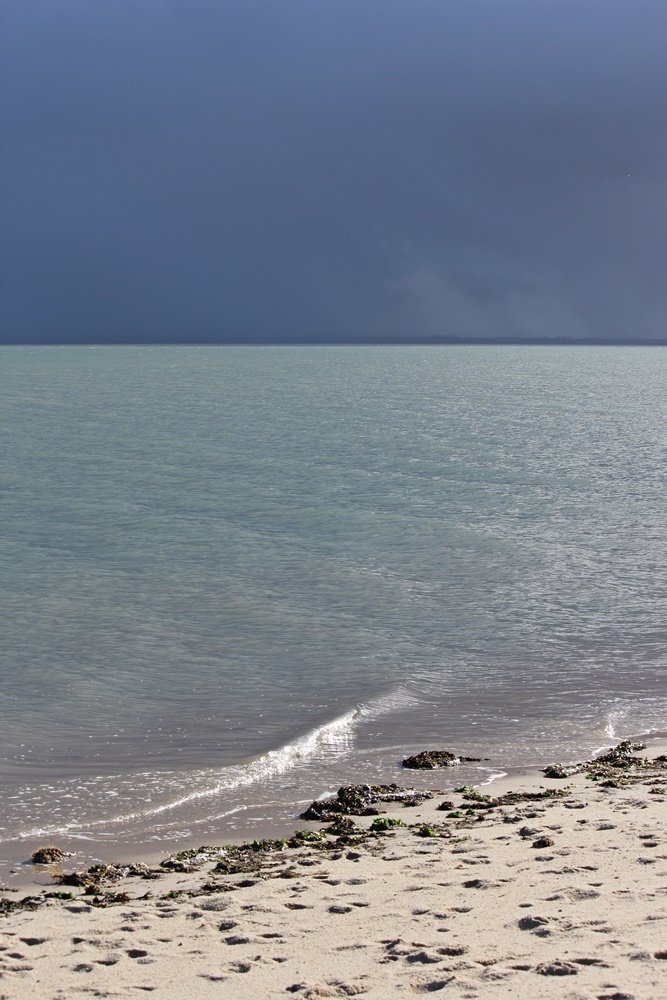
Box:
[300,784,434,822]
[543,740,666,785]
[402,750,482,769]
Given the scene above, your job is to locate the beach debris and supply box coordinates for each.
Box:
[30,846,69,865]
[57,861,160,892]
[300,783,434,821]
[542,763,582,779]
[594,740,647,767]
[324,817,357,836]
[370,817,405,832]
[287,829,328,847]
[399,793,431,807]
[494,788,570,805]
[212,839,289,876]
[160,846,230,871]
[0,895,45,916]
[543,740,651,781]
[454,785,494,806]
[402,750,481,769]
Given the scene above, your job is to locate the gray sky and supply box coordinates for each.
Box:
[1,0,666,343]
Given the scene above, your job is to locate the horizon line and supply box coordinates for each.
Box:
[2,337,667,348]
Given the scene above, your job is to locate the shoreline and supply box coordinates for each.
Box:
[4,732,667,892]
[2,740,667,997]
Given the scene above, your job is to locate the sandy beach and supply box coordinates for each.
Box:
[2,741,667,999]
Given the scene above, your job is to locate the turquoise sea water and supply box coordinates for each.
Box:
[1,345,666,875]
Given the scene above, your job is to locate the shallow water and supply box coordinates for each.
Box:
[1,345,666,880]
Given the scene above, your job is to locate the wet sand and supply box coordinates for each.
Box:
[2,742,667,999]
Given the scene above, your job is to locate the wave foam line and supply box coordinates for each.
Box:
[101,686,422,826]
[16,686,422,842]
[604,707,629,740]
[16,708,360,839]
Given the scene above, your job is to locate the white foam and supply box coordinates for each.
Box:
[604,707,628,739]
[15,707,360,839]
[479,770,508,787]
[13,689,423,842]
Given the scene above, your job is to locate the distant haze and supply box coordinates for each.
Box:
[1,1,666,344]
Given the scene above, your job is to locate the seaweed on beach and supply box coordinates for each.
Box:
[212,851,278,876]
[413,823,452,838]
[369,817,406,832]
[402,750,482,769]
[323,816,358,836]
[492,788,570,806]
[593,740,647,766]
[287,829,329,847]
[300,783,435,821]
[541,740,663,785]
[454,785,494,805]
[160,846,232,871]
[11,740,665,920]
[209,837,325,876]
[57,861,160,891]
[30,846,69,865]
[542,763,582,779]
[0,895,45,917]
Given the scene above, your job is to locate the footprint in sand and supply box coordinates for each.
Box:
[414,979,455,993]
[534,959,579,976]
[517,915,551,936]
[94,953,121,965]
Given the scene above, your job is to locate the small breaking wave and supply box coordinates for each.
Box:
[604,706,628,740]
[14,687,421,842]
[16,707,360,839]
[94,686,421,823]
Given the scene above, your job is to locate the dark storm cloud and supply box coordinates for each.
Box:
[1,0,666,343]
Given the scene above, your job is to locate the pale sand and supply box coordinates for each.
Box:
[2,745,667,999]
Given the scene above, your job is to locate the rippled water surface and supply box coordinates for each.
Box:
[1,345,666,875]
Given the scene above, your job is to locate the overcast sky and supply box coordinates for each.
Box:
[1,0,666,343]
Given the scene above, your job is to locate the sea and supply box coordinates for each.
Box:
[1,345,666,882]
